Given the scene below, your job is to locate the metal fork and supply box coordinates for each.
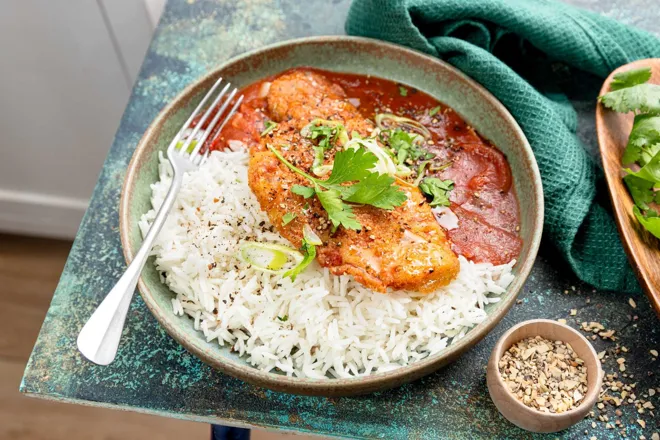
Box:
[77,78,244,365]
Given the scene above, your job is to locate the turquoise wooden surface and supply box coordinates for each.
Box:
[21,1,660,438]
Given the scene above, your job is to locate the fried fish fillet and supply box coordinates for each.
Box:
[248,70,459,292]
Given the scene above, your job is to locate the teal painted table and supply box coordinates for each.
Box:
[21,1,660,438]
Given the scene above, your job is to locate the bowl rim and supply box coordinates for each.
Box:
[119,35,544,394]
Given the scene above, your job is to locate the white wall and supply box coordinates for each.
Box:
[0,0,160,239]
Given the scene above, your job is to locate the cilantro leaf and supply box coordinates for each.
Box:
[624,114,660,166]
[343,172,407,209]
[429,106,441,116]
[304,122,346,150]
[610,67,652,91]
[624,174,656,210]
[398,86,408,96]
[624,150,660,183]
[599,83,660,114]
[260,120,278,137]
[315,187,361,231]
[419,177,454,207]
[323,148,378,186]
[291,185,316,198]
[599,66,660,240]
[277,315,288,322]
[266,144,407,231]
[281,212,297,226]
[633,206,660,239]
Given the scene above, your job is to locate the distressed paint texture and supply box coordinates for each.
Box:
[21,0,660,438]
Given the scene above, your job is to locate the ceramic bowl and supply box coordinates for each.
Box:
[120,36,544,396]
[486,319,604,432]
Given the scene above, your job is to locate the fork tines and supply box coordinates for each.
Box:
[168,78,244,165]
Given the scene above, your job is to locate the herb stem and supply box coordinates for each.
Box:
[267,144,319,185]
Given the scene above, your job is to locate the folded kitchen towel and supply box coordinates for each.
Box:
[346,0,660,293]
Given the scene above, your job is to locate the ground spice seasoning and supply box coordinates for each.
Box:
[498,336,588,413]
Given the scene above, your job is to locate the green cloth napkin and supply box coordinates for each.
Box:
[346,0,660,294]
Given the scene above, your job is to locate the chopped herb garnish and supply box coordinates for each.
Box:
[267,144,407,231]
[260,120,278,137]
[282,212,297,226]
[277,315,289,322]
[419,177,454,207]
[429,106,441,116]
[599,66,660,238]
[388,129,435,165]
[308,123,345,150]
[301,120,347,176]
[398,85,408,97]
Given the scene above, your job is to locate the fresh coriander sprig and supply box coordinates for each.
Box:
[599,66,660,238]
[387,128,435,165]
[599,67,660,114]
[266,144,407,231]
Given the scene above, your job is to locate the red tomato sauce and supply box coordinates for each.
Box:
[203,68,522,265]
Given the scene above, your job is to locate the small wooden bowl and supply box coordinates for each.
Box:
[486,319,604,433]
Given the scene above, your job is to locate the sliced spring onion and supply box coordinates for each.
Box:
[430,161,452,172]
[396,163,413,177]
[311,146,332,177]
[303,224,322,245]
[375,113,432,139]
[176,139,197,154]
[239,242,303,274]
[282,225,322,281]
[175,128,206,153]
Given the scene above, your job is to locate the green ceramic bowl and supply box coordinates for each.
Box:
[120,36,543,396]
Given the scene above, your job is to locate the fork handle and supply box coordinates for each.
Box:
[77,173,182,365]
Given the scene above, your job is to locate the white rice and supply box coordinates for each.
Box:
[139,148,515,378]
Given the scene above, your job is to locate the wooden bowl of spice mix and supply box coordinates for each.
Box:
[487,319,604,433]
